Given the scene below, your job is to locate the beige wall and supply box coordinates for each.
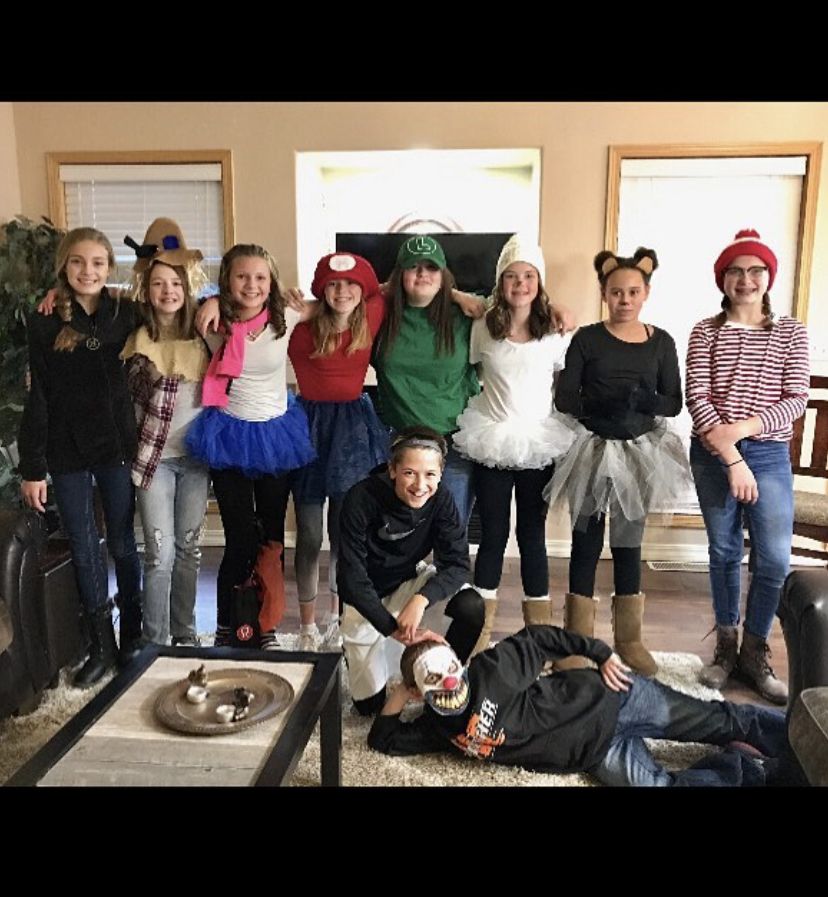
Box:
[12,101,828,332]
[11,101,828,557]
[0,102,21,221]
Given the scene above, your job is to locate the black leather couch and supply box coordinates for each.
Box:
[0,508,89,720]
[779,569,828,786]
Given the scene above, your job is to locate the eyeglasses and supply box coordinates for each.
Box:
[723,266,768,280]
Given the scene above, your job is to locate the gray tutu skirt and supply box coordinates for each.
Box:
[542,416,693,546]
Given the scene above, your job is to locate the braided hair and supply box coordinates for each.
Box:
[53,228,116,352]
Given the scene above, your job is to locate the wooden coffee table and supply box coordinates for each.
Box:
[5,644,342,787]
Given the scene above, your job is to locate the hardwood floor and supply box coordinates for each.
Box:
[190,548,792,709]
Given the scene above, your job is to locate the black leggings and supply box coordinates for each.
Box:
[569,513,644,597]
[211,468,290,627]
[472,463,555,596]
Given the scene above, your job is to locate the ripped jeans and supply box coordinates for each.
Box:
[136,455,210,644]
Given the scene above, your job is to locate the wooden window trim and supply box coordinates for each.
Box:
[605,142,822,322]
[46,149,235,250]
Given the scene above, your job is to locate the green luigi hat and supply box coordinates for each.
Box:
[396,235,447,270]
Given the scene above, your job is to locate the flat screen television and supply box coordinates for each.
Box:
[335,232,514,295]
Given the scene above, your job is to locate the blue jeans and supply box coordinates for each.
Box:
[136,456,210,644]
[690,438,793,638]
[592,673,787,787]
[52,462,141,615]
[441,443,475,531]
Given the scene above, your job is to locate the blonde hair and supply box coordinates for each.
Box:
[53,227,116,352]
[132,258,207,341]
[310,291,371,357]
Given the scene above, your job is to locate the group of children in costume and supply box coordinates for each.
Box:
[17,221,808,786]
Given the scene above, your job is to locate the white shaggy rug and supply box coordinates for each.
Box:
[0,642,721,787]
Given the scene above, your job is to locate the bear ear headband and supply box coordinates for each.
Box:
[600,253,654,278]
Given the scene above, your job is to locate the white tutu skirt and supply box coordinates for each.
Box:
[542,417,693,542]
[453,401,576,470]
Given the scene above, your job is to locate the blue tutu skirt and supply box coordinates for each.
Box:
[185,393,317,479]
[291,394,391,504]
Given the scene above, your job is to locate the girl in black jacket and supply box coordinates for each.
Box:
[19,227,142,686]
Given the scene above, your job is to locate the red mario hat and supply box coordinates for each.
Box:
[311,252,380,301]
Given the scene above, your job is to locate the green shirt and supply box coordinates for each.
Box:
[373,304,480,436]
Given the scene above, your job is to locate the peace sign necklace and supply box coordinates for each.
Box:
[86,318,101,351]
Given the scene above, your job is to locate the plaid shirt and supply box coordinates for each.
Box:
[126,354,180,490]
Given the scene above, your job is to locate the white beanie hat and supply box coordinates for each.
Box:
[495,233,546,284]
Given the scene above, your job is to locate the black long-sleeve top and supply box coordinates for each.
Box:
[17,290,139,481]
[337,469,471,637]
[368,626,622,774]
[554,323,682,440]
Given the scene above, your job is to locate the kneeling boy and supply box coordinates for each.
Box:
[338,426,483,716]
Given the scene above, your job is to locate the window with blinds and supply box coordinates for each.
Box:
[57,162,226,292]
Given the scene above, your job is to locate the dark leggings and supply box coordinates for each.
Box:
[472,463,555,596]
[569,513,644,597]
[211,468,290,628]
[352,586,485,716]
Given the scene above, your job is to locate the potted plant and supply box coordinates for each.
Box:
[0,215,65,510]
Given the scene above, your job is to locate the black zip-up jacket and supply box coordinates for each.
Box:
[337,468,471,637]
[369,626,622,774]
[18,290,139,481]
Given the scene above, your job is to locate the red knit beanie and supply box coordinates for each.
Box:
[713,229,777,292]
[311,252,379,300]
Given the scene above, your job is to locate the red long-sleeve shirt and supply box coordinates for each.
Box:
[685,316,810,442]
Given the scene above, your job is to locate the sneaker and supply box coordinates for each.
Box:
[320,619,343,651]
[298,623,320,652]
[260,629,280,651]
[171,636,202,648]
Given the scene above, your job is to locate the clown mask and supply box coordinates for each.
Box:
[413,645,470,716]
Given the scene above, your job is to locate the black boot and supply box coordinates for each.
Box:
[116,593,144,665]
[74,603,118,689]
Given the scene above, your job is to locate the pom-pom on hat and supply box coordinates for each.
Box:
[395,235,447,270]
[126,217,204,274]
[713,229,777,292]
[310,252,380,300]
[495,233,546,283]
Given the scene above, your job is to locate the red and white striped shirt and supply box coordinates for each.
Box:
[685,315,810,442]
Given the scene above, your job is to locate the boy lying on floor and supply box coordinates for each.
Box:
[368,625,787,786]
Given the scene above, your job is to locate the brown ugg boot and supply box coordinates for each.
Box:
[471,589,498,656]
[612,592,658,676]
[522,596,553,627]
[736,630,788,705]
[554,592,599,671]
[698,625,739,689]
